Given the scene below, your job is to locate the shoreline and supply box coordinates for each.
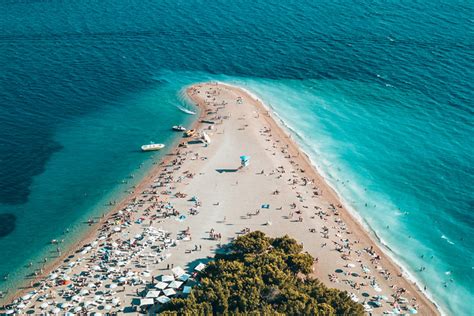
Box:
[3,82,440,315]
[219,82,443,314]
[216,83,440,315]
[1,88,206,306]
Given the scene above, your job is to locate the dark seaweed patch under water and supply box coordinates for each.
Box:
[0,214,16,237]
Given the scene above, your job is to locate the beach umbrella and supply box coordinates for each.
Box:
[4,310,14,314]
[109,283,118,289]
[60,302,71,309]
[40,302,49,309]
[17,303,26,309]
[163,288,176,297]
[21,293,33,301]
[65,313,75,316]
[168,280,183,289]
[409,308,418,314]
[50,273,58,280]
[146,290,160,298]
[139,298,154,306]
[161,275,174,282]
[157,296,171,304]
[104,305,112,311]
[84,301,93,308]
[183,286,192,295]
[171,266,186,277]
[111,298,120,305]
[80,289,90,296]
[72,295,81,302]
[178,273,191,282]
[52,307,61,314]
[194,262,206,272]
[74,306,82,312]
[155,281,168,290]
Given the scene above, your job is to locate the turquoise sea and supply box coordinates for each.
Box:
[0,1,472,314]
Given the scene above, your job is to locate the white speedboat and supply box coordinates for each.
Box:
[141,143,165,151]
[172,125,186,131]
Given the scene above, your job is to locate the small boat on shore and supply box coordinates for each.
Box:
[172,125,187,131]
[184,129,197,137]
[141,143,165,151]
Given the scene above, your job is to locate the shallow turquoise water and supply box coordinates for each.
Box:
[0,1,472,314]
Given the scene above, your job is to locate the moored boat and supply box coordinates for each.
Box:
[141,143,165,151]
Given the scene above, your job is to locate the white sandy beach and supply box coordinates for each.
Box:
[1,83,439,315]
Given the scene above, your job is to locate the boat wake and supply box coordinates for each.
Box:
[176,105,196,115]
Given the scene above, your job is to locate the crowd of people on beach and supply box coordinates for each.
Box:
[1,84,427,315]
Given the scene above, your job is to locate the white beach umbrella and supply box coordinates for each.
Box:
[84,301,93,308]
[161,275,174,282]
[111,298,120,305]
[72,295,81,302]
[157,296,171,304]
[4,310,14,314]
[171,266,185,277]
[52,307,61,314]
[155,281,168,290]
[162,288,176,297]
[40,302,49,309]
[74,306,82,312]
[80,289,89,296]
[109,283,118,289]
[168,281,183,289]
[104,305,112,311]
[17,303,26,309]
[146,290,160,298]
[194,262,206,272]
[21,293,33,301]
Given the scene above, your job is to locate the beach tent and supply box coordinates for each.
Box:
[240,155,251,167]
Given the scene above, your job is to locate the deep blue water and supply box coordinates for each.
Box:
[0,1,472,314]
